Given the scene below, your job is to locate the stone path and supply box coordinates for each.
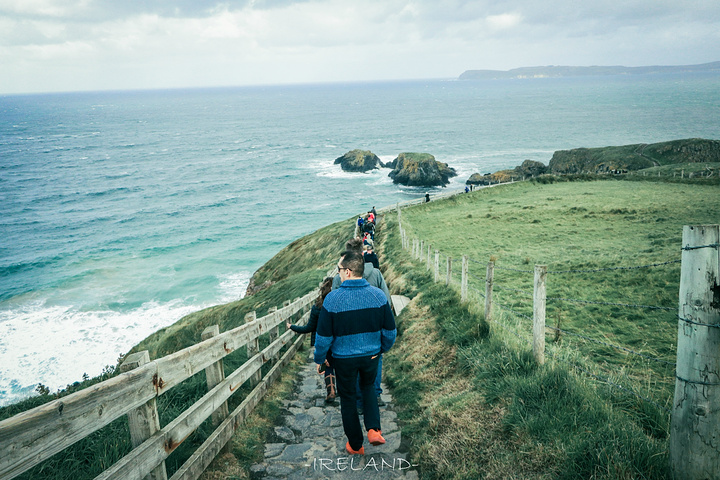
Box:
[250,352,418,479]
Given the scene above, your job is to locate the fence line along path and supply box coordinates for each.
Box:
[250,349,418,479]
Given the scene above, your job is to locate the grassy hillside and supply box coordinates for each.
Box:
[0,218,354,480]
[548,138,720,174]
[380,177,719,479]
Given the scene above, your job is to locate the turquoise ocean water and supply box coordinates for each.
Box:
[1,73,719,405]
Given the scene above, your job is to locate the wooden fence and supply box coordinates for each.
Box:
[0,288,320,480]
[399,198,720,479]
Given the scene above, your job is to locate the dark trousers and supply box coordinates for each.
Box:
[333,355,381,450]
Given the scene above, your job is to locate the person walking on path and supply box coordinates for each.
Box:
[287,277,337,402]
[314,251,397,455]
[332,238,392,409]
[332,238,390,304]
[364,241,380,269]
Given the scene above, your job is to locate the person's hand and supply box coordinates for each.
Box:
[317,360,329,374]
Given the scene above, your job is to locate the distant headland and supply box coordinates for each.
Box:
[459,61,720,80]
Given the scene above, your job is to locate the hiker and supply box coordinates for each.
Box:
[364,241,379,269]
[315,251,396,454]
[425,193,430,202]
[332,238,390,305]
[332,238,392,411]
[287,277,337,403]
[363,220,375,239]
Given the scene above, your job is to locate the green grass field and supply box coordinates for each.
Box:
[381,177,718,479]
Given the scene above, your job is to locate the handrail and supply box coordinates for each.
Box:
[0,288,319,480]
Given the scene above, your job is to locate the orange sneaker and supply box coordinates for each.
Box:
[345,442,365,455]
[367,429,385,446]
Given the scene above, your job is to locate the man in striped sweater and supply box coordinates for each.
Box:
[314,251,397,455]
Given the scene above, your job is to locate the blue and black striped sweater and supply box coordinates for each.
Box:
[314,279,396,363]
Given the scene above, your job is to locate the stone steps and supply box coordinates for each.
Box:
[251,353,418,479]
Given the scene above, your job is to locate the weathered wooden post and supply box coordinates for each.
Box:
[245,311,261,386]
[201,326,230,426]
[269,305,281,365]
[670,225,720,479]
[485,261,495,323]
[461,255,468,302]
[201,325,230,454]
[426,244,432,271]
[446,256,452,286]
[120,351,168,480]
[533,265,547,365]
[434,250,440,282]
[419,240,424,261]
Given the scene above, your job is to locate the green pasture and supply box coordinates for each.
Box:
[383,177,718,478]
[400,179,718,406]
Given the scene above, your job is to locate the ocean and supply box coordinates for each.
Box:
[1,73,719,406]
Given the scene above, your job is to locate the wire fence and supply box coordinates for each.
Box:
[396,212,681,416]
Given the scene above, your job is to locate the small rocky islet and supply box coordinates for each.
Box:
[334,150,457,187]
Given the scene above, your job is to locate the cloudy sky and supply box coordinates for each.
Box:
[1,0,719,94]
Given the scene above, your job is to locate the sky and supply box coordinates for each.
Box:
[1,0,719,94]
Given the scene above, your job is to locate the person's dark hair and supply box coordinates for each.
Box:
[345,237,364,254]
[339,251,364,277]
[315,277,333,308]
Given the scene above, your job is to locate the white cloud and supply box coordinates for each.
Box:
[486,12,522,31]
[0,0,718,93]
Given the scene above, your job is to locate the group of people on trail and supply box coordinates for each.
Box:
[357,206,377,244]
[287,208,396,456]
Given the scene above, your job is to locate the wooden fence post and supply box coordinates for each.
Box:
[201,325,230,454]
[245,311,261,387]
[670,225,720,479]
[269,306,281,365]
[461,255,468,302]
[485,261,495,323]
[533,265,547,365]
[434,250,440,282]
[120,351,168,480]
[419,240,424,260]
[427,244,432,271]
[446,256,452,286]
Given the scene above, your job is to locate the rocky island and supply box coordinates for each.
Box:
[387,152,457,187]
[334,149,458,187]
[333,149,384,172]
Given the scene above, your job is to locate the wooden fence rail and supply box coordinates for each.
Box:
[0,288,319,480]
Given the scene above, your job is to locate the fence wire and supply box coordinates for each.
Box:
[398,218,680,416]
[545,326,676,366]
[547,350,672,414]
[546,296,675,311]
